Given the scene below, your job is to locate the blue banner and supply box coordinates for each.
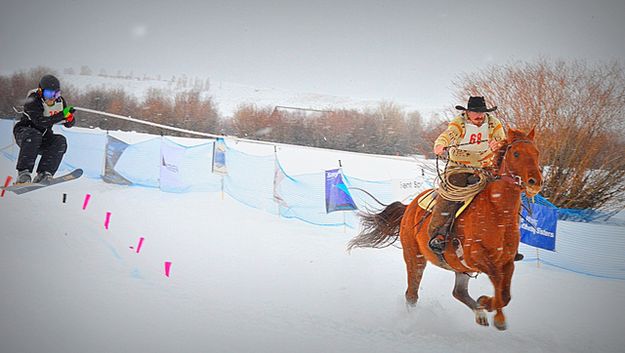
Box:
[520,201,558,251]
[102,135,132,185]
[325,169,357,213]
[212,138,227,175]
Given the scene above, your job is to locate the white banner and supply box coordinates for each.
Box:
[160,141,186,191]
[273,159,288,207]
[392,178,424,202]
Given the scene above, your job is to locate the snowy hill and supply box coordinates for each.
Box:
[1,134,624,353]
[59,73,441,118]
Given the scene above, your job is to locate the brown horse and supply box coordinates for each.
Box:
[348,127,542,330]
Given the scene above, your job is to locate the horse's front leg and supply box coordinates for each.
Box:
[493,261,515,330]
[452,272,488,326]
[478,261,514,330]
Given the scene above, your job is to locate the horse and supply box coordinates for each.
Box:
[348,127,542,330]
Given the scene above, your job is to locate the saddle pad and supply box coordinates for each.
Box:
[417,189,474,218]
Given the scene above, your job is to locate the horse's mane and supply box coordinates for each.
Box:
[494,127,530,168]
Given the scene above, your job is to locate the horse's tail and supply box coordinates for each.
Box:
[347,201,407,251]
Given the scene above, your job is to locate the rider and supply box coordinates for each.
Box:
[428,96,513,255]
[13,74,76,184]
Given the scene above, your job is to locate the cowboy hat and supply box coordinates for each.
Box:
[455,96,497,112]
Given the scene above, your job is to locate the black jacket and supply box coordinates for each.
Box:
[15,91,67,133]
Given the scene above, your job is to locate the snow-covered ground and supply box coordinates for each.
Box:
[59,73,442,118]
[1,148,624,353]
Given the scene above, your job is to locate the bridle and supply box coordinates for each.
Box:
[497,139,536,190]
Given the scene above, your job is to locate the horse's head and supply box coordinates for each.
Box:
[498,127,543,197]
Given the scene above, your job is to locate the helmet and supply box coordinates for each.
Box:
[39,74,60,91]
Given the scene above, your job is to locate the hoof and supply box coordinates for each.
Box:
[477,295,493,312]
[494,311,507,330]
[494,319,507,331]
[474,309,489,327]
[405,291,418,307]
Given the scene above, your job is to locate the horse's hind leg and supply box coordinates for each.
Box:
[453,272,488,326]
[401,207,427,306]
[402,243,427,306]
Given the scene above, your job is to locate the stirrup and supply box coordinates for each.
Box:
[428,234,446,254]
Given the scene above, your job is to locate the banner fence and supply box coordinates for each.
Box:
[1,119,624,280]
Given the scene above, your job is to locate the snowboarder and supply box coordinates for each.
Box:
[13,74,76,184]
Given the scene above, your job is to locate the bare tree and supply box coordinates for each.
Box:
[374,102,407,155]
[172,90,220,135]
[454,59,625,210]
[0,67,57,115]
[231,104,276,139]
[405,110,428,156]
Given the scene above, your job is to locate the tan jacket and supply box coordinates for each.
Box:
[434,113,506,167]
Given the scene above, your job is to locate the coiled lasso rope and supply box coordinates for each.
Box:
[435,151,492,202]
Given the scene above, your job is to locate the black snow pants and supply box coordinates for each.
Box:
[14,126,67,175]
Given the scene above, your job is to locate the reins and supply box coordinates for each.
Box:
[494,139,539,219]
[496,139,534,189]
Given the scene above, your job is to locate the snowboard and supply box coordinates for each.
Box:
[2,169,83,195]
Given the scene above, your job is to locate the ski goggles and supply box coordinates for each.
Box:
[42,89,61,100]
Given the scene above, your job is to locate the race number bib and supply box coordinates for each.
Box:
[42,99,64,117]
[459,121,490,152]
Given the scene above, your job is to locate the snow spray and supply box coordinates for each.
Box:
[82,194,91,210]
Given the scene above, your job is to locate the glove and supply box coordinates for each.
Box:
[64,115,75,128]
[63,107,76,128]
[489,140,503,152]
[434,145,446,155]
[63,106,75,128]
[63,106,75,117]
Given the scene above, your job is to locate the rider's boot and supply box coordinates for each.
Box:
[427,198,462,254]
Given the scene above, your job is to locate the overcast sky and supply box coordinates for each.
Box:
[1,0,624,109]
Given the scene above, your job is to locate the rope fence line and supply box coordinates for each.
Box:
[75,107,220,138]
[73,107,417,162]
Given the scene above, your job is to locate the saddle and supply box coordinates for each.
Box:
[418,189,476,270]
[417,189,475,217]
[417,189,524,266]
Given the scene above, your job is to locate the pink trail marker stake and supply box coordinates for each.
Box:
[104,212,112,230]
[1,176,12,198]
[136,237,145,254]
[164,261,172,277]
[82,194,91,210]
